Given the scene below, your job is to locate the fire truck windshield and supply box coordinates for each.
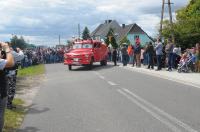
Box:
[73,43,93,49]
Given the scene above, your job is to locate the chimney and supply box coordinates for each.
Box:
[108,20,112,23]
[122,24,125,28]
[105,20,108,24]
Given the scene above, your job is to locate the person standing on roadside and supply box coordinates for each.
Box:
[134,42,141,67]
[132,45,135,67]
[121,44,128,66]
[108,47,112,61]
[155,38,163,71]
[112,48,117,66]
[127,45,133,64]
[6,45,24,109]
[0,42,14,132]
[146,42,154,69]
[195,43,200,72]
[165,38,174,71]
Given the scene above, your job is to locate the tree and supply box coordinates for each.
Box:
[105,28,118,48]
[161,0,200,49]
[82,27,91,40]
[10,35,35,49]
[10,35,26,49]
[120,36,130,46]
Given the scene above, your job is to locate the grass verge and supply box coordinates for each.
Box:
[3,64,45,131]
[17,64,45,77]
[3,99,26,132]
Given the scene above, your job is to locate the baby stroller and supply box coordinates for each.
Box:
[177,53,194,73]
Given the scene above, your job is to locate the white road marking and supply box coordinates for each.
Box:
[99,75,105,80]
[117,89,182,132]
[93,72,105,80]
[122,88,198,132]
[107,81,118,86]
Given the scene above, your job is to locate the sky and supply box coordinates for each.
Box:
[0,0,189,46]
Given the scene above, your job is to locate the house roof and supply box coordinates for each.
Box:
[118,23,154,42]
[118,24,135,42]
[91,20,153,43]
[90,24,103,37]
[91,20,121,38]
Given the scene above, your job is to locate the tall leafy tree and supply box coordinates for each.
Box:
[161,0,200,49]
[10,35,26,49]
[10,35,35,49]
[105,28,118,48]
[82,27,91,40]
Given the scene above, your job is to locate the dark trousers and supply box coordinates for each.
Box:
[168,53,173,70]
[172,53,178,69]
[114,60,117,66]
[113,58,117,66]
[157,55,162,70]
[0,97,6,132]
[148,54,154,69]
[133,55,135,66]
[122,55,128,66]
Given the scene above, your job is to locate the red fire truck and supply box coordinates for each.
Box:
[64,40,108,70]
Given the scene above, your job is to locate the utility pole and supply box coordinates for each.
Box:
[59,35,61,45]
[168,0,174,42]
[160,0,174,42]
[78,23,81,39]
[160,0,165,37]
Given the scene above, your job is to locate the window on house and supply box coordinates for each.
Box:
[134,35,140,40]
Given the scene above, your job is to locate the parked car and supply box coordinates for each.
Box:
[64,40,108,70]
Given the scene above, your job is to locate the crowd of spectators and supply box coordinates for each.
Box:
[21,47,65,68]
[110,38,200,73]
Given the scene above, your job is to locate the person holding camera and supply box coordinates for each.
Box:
[0,42,14,132]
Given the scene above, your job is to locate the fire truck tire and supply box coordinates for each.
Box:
[100,59,107,66]
[88,58,94,70]
[68,65,72,70]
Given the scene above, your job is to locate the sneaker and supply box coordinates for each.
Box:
[166,68,172,71]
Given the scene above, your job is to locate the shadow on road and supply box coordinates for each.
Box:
[17,126,40,132]
[26,104,50,115]
[70,64,116,71]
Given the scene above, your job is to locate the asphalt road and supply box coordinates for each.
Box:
[19,63,200,132]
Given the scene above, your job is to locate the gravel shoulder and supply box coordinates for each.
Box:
[15,74,45,107]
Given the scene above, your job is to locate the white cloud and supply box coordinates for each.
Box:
[136,14,161,36]
[0,0,189,45]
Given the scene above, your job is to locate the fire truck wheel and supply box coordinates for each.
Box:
[100,60,107,66]
[88,58,94,70]
[68,65,72,70]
